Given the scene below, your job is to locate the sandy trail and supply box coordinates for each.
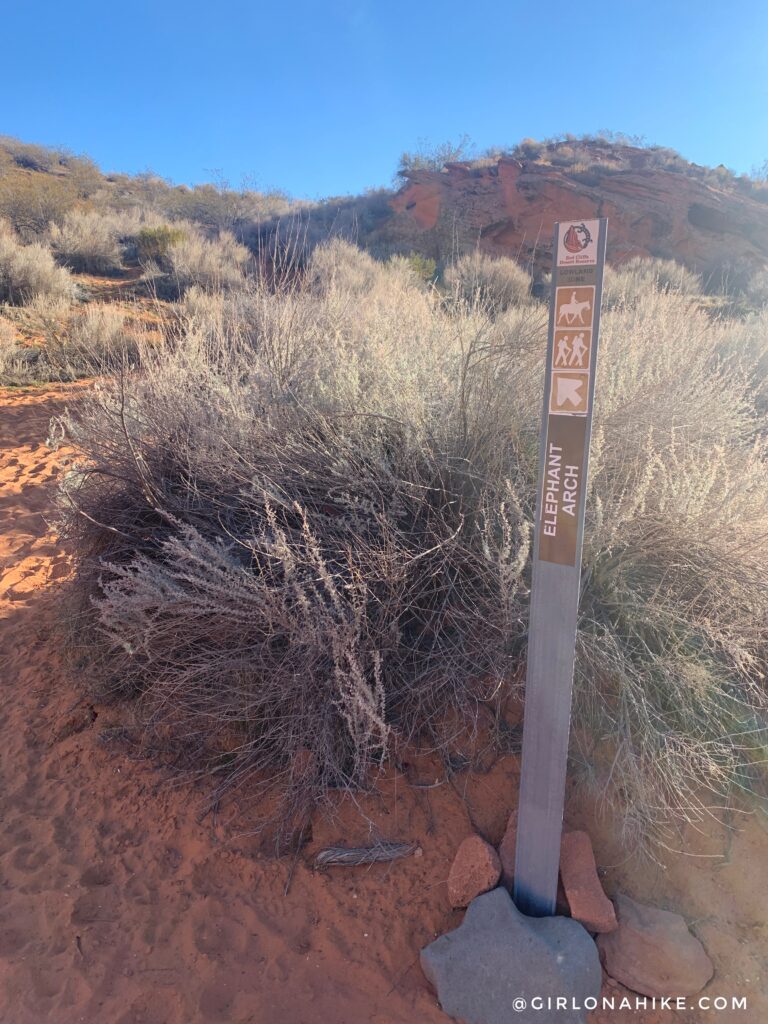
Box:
[0,385,764,1024]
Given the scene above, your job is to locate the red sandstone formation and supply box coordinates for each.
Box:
[391,146,768,280]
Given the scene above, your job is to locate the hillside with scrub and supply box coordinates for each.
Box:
[1,133,768,1024]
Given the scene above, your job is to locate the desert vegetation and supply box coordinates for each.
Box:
[398,131,768,203]
[1,136,767,854]
[444,251,533,310]
[0,221,74,305]
[37,233,766,851]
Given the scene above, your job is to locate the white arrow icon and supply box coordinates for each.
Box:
[555,376,584,408]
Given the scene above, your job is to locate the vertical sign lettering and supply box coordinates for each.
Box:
[513,218,607,917]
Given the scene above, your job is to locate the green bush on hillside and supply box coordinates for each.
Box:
[134,224,187,265]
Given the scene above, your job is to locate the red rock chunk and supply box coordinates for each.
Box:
[559,830,618,934]
[447,835,501,908]
[597,894,714,997]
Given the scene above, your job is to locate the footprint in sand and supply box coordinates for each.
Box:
[79,863,113,888]
[10,844,50,873]
[189,902,249,958]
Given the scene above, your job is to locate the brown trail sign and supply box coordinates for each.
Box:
[513,218,608,917]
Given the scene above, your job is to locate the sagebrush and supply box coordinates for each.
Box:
[52,242,768,847]
[0,222,74,305]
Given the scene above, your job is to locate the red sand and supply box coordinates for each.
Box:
[0,385,765,1023]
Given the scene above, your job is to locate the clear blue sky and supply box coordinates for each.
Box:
[3,0,767,199]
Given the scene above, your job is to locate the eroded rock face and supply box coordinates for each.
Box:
[391,150,768,281]
[597,894,714,997]
[421,887,601,1024]
[447,835,501,908]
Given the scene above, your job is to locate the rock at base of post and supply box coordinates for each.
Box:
[421,887,601,1024]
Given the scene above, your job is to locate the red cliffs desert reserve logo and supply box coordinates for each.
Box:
[563,222,592,254]
[557,218,599,267]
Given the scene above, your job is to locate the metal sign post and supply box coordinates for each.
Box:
[513,218,608,917]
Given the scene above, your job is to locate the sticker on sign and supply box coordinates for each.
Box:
[557,219,601,267]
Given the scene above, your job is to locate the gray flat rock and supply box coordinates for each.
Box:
[421,887,601,1024]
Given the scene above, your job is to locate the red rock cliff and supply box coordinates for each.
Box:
[391,152,768,280]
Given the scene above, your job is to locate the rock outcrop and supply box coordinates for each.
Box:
[391,145,768,281]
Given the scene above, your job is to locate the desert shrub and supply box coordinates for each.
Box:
[0,316,29,385]
[161,230,249,297]
[52,304,141,372]
[134,224,187,265]
[0,315,16,346]
[397,135,473,179]
[0,136,100,182]
[305,236,382,295]
[160,181,289,232]
[444,251,533,311]
[0,324,45,386]
[572,289,768,847]
[510,138,546,162]
[50,209,124,274]
[306,237,426,300]
[55,246,768,846]
[0,223,75,304]
[603,256,701,308]
[716,307,768,416]
[0,172,80,241]
[55,249,537,830]
[0,137,65,172]
[2,299,144,384]
[744,267,768,308]
[177,283,227,324]
[391,252,437,285]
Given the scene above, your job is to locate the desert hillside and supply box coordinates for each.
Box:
[1,133,767,1023]
[3,133,768,295]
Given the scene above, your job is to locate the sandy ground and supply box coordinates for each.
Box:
[0,384,764,1024]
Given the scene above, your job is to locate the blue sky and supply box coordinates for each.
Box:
[3,1,767,199]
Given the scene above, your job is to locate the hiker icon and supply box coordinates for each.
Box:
[569,333,588,367]
[555,335,571,366]
[553,330,589,369]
